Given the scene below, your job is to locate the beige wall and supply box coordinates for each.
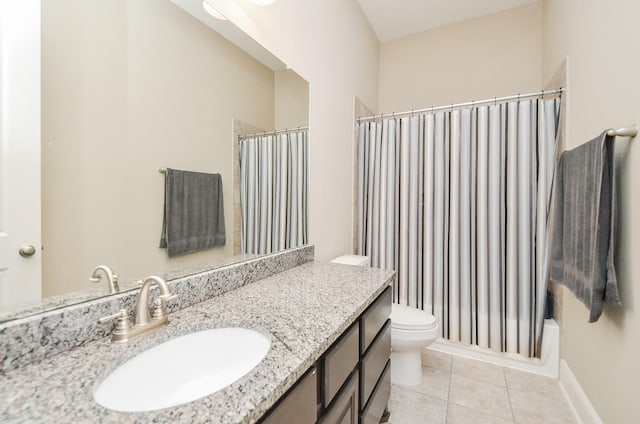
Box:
[542,1,640,422]
[274,69,309,130]
[378,3,542,112]
[209,0,380,261]
[42,0,275,296]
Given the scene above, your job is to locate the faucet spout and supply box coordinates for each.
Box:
[89,265,119,293]
[99,275,177,343]
[134,276,174,326]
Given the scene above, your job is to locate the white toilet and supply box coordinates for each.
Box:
[329,254,370,267]
[389,303,438,385]
[330,255,439,386]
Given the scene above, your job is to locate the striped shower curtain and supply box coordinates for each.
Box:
[356,98,561,357]
[239,129,309,255]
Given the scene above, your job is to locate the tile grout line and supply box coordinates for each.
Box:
[444,353,453,423]
[448,355,517,423]
[398,365,449,400]
[452,357,511,382]
[504,367,517,423]
[421,352,577,423]
[449,369,509,389]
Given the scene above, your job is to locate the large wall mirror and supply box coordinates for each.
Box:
[0,0,309,322]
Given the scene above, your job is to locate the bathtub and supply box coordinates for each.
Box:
[427,318,559,378]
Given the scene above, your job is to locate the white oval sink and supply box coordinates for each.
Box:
[93,328,271,412]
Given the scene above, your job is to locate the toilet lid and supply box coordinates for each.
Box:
[391,304,437,330]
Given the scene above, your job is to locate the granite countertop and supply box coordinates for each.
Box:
[0,261,394,423]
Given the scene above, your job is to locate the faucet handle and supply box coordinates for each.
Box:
[91,273,120,288]
[99,309,128,324]
[151,293,178,320]
[111,273,120,290]
[159,293,178,302]
[98,309,133,338]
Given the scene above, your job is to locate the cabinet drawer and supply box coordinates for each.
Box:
[323,322,359,406]
[319,369,359,424]
[360,360,390,424]
[360,286,391,354]
[261,366,317,424]
[360,320,391,407]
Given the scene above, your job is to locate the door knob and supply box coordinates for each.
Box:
[18,245,36,257]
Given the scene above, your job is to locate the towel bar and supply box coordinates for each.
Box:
[607,126,637,137]
[159,168,167,174]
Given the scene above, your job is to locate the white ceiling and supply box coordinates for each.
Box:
[358,0,539,42]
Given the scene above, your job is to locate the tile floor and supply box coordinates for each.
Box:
[387,349,578,424]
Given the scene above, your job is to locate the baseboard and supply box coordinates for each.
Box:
[559,359,603,424]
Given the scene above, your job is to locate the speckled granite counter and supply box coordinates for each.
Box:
[0,246,313,372]
[0,261,394,423]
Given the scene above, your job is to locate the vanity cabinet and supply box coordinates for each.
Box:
[320,370,359,424]
[360,321,391,409]
[261,366,318,424]
[320,320,360,424]
[360,287,392,351]
[323,323,359,405]
[360,362,390,424]
[359,286,392,424]
[259,286,391,424]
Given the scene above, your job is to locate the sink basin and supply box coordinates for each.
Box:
[93,328,271,412]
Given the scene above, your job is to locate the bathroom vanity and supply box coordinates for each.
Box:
[261,286,391,424]
[0,251,394,423]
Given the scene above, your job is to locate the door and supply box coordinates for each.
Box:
[0,0,42,309]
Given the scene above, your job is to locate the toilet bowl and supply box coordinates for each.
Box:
[390,303,439,386]
[329,255,439,386]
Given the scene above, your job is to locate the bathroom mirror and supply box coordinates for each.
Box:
[0,0,308,322]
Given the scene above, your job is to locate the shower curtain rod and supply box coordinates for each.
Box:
[357,88,564,122]
[237,126,309,140]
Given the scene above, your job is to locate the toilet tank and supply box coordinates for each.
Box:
[330,255,370,267]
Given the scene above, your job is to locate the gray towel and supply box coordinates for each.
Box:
[159,168,226,257]
[550,131,621,322]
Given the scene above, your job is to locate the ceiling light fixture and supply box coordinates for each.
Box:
[202,0,227,20]
[248,0,276,5]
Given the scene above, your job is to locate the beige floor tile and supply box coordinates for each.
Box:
[389,355,577,424]
[388,384,448,424]
[446,403,514,424]
[423,348,453,372]
[449,374,512,420]
[504,367,559,393]
[399,365,451,400]
[509,386,578,424]
[452,356,506,386]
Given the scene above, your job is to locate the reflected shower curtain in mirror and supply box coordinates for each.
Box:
[356,98,561,357]
[239,129,309,255]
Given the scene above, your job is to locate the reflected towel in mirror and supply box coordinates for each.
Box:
[159,168,225,257]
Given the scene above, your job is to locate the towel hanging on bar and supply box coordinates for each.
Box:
[550,131,621,322]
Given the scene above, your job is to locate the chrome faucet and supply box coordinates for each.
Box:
[89,265,119,293]
[98,275,177,343]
